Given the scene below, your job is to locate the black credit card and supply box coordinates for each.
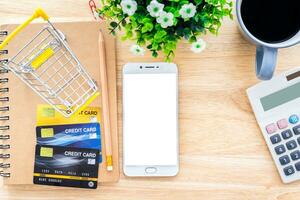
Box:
[33,145,99,189]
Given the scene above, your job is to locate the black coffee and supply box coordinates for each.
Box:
[241,0,300,43]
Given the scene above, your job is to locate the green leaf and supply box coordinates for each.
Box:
[142,23,154,33]
[126,30,133,38]
[188,35,197,43]
[152,42,159,50]
[142,17,152,24]
[179,0,189,5]
[141,26,148,33]
[154,30,167,40]
[194,0,203,5]
[152,51,158,57]
[110,21,118,28]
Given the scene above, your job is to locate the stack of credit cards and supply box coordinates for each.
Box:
[34,122,101,189]
[36,123,102,162]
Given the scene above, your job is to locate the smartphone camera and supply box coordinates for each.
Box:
[140,66,143,69]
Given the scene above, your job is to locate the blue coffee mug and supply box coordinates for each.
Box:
[236,0,300,80]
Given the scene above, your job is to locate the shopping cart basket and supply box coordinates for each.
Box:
[0,8,99,117]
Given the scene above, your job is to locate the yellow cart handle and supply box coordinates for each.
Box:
[0,8,49,50]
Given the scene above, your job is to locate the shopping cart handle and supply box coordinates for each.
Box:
[0,8,49,51]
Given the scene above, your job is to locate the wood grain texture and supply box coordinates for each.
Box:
[1,0,300,199]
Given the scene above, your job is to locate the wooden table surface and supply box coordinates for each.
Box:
[1,0,300,199]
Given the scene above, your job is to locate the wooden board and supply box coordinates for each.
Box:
[1,0,300,199]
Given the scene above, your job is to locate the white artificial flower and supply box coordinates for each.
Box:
[179,3,197,19]
[191,39,206,53]
[130,44,145,56]
[147,0,164,17]
[121,0,138,16]
[156,11,174,28]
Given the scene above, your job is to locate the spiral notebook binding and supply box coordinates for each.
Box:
[0,163,10,168]
[0,78,8,83]
[0,145,10,149]
[0,97,9,102]
[0,106,9,111]
[0,154,10,158]
[0,171,10,177]
[0,30,10,178]
[0,31,7,36]
[0,135,10,139]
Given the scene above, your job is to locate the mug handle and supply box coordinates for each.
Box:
[256,46,278,80]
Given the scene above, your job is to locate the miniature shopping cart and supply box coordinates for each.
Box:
[0,8,99,117]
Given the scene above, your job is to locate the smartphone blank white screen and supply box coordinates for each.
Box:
[123,73,177,166]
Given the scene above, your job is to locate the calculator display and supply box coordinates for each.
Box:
[261,82,300,111]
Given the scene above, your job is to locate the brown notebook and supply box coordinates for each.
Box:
[0,21,119,184]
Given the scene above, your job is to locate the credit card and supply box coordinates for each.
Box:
[34,145,99,189]
[36,123,102,163]
[37,105,101,126]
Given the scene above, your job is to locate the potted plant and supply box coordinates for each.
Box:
[98,0,233,61]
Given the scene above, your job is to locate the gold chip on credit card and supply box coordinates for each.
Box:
[41,128,54,138]
[40,147,53,158]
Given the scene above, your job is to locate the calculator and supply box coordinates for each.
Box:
[247,67,300,183]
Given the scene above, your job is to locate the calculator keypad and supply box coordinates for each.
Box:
[297,137,300,145]
[265,114,300,182]
[279,155,290,165]
[290,150,300,161]
[281,130,293,139]
[293,125,300,135]
[277,119,288,129]
[270,134,281,144]
[289,115,299,124]
[295,162,300,171]
[275,145,286,155]
[266,123,277,134]
[284,166,295,176]
[286,140,297,150]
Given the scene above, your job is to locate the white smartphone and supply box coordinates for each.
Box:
[123,62,179,177]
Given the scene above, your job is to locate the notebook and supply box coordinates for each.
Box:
[0,21,119,184]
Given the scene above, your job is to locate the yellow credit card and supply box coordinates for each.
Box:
[37,104,101,126]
